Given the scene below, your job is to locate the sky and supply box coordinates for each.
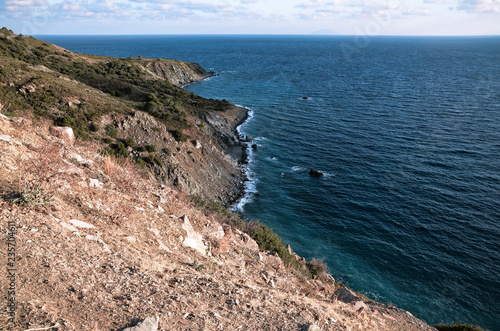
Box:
[0,0,499,35]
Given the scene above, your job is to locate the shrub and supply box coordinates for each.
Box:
[146,144,156,153]
[172,129,188,142]
[124,136,137,149]
[153,155,163,166]
[306,258,328,279]
[135,158,146,169]
[89,123,99,132]
[103,156,114,176]
[113,142,128,157]
[105,124,118,138]
[103,137,114,144]
[152,127,161,133]
[162,147,171,155]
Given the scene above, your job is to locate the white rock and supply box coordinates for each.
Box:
[69,219,95,229]
[89,178,103,188]
[60,222,80,233]
[0,134,11,142]
[123,316,159,331]
[180,215,206,255]
[49,126,75,144]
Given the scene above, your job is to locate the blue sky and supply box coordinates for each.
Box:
[1,0,499,35]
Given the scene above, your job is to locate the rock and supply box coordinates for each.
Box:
[59,222,80,233]
[89,179,103,188]
[192,140,202,149]
[49,126,75,144]
[333,286,359,303]
[286,245,292,255]
[261,251,285,272]
[180,215,206,255]
[69,219,95,229]
[85,235,111,253]
[123,316,159,331]
[0,134,11,142]
[307,324,321,331]
[309,169,324,177]
[302,96,311,100]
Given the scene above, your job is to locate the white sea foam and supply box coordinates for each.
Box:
[232,106,258,212]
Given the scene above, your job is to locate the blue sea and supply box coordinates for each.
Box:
[39,35,500,330]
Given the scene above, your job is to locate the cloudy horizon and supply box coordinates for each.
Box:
[1,0,499,36]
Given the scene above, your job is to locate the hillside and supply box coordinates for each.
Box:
[0,27,245,204]
[1,28,438,330]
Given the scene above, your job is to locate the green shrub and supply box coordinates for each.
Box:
[113,142,128,157]
[153,155,163,166]
[135,158,146,169]
[103,137,114,144]
[145,154,154,164]
[172,129,188,142]
[105,124,118,138]
[146,144,156,153]
[434,324,485,331]
[152,127,161,133]
[306,258,328,279]
[89,123,99,132]
[124,136,138,149]
[162,147,171,155]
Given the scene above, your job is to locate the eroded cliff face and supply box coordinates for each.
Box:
[108,107,247,205]
[139,59,214,87]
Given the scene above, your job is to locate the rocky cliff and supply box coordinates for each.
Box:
[139,59,214,87]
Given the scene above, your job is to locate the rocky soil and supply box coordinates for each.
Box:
[0,111,437,330]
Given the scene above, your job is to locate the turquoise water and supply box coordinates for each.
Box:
[40,35,500,330]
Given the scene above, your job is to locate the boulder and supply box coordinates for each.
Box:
[181,215,206,255]
[123,316,159,331]
[49,126,75,144]
[333,286,359,303]
[309,169,324,177]
[69,219,95,229]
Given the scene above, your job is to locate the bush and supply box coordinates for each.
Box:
[306,258,328,279]
[172,129,188,142]
[103,137,114,144]
[135,158,146,169]
[113,142,128,157]
[89,123,99,132]
[146,144,156,153]
[105,124,118,138]
[124,136,138,149]
[152,127,161,133]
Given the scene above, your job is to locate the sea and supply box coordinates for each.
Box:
[38,35,500,330]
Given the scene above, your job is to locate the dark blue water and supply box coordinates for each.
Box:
[39,35,500,330]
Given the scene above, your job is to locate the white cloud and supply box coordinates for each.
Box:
[457,0,500,13]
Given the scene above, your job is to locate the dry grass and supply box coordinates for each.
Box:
[103,156,114,176]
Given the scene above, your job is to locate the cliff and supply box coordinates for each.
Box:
[0,28,437,330]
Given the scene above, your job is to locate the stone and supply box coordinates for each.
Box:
[307,324,321,331]
[49,126,75,144]
[89,179,103,188]
[261,251,285,272]
[69,219,96,229]
[333,286,359,303]
[181,215,206,255]
[123,316,159,331]
[59,222,80,233]
[0,134,11,142]
[85,235,111,253]
[309,169,324,177]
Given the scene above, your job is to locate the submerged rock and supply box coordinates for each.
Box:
[309,169,324,177]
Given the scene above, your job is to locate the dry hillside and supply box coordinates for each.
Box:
[0,111,437,330]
